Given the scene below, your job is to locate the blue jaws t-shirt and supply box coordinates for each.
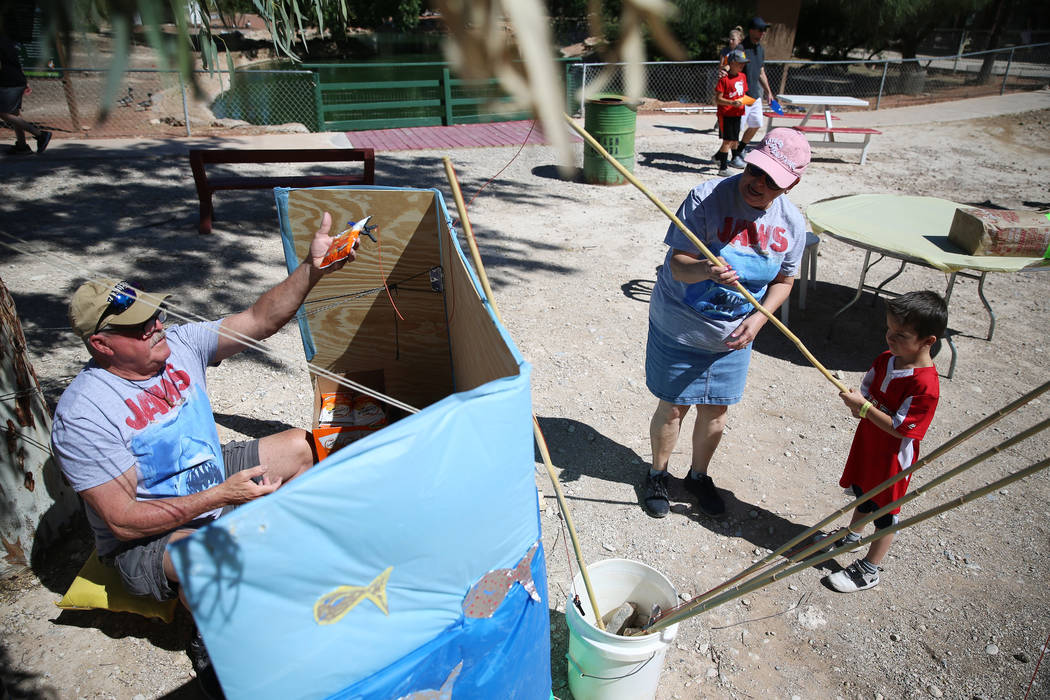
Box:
[51,321,224,555]
[649,175,806,352]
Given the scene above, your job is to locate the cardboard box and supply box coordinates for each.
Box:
[312,425,379,460]
[311,370,392,460]
[948,206,1050,257]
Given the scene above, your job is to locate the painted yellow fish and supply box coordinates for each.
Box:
[396,661,463,700]
[313,566,393,625]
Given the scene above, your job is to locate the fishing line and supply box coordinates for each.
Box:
[443,157,607,630]
[1024,629,1050,700]
[297,269,437,320]
[562,112,849,395]
[649,411,1050,629]
[661,379,1050,619]
[446,119,537,327]
[7,428,53,456]
[641,420,1050,635]
[373,225,405,321]
[465,119,537,211]
[0,232,420,416]
[0,388,43,403]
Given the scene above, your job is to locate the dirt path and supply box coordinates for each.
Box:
[1,95,1049,699]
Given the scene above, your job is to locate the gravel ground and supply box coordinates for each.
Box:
[2,92,1049,700]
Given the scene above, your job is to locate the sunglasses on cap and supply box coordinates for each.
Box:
[93,281,139,334]
[745,163,786,191]
[99,310,168,340]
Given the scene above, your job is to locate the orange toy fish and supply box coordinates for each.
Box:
[320,215,378,269]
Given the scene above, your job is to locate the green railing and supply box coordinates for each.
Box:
[303,59,580,132]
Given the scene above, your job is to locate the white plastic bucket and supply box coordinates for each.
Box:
[564,559,679,700]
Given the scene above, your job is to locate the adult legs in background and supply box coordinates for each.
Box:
[689,404,728,476]
[0,106,51,154]
[649,400,690,472]
[646,401,728,517]
[643,400,690,517]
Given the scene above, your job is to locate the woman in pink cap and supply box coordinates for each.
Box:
[641,127,811,519]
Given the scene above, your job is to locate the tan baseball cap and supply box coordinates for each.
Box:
[69,279,170,339]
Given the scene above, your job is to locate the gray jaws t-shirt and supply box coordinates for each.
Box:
[51,320,224,555]
[649,175,806,353]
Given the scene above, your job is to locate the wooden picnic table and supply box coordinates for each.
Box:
[773,95,881,164]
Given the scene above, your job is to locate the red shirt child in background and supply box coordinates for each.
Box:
[824,290,948,593]
[713,49,749,176]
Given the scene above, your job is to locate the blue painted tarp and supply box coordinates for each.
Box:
[170,186,549,699]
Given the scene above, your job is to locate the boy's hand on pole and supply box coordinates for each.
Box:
[839,389,867,418]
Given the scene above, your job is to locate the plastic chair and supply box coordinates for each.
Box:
[780,232,820,324]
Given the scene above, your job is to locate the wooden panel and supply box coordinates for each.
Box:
[441,227,520,392]
[323,99,444,113]
[287,189,453,410]
[330,116,445,131]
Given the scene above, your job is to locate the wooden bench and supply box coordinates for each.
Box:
[793,125,882,165]
[189,148,376,234]
[763,111,839,131]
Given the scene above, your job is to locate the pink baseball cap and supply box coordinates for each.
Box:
[744,128,810,189]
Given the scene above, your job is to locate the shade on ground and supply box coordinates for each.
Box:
[345,120,578,151]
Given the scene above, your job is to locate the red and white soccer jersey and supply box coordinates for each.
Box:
[715,72,748,117]
[839,351,940,513]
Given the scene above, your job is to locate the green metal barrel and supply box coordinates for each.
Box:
[583,96,638,185]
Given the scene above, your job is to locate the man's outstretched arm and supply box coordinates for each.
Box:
[215,212,353,361]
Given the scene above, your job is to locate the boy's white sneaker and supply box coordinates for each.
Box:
[826,559,880,592]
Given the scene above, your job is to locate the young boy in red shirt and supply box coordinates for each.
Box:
[713,49,748,176]
[825,290,948,593]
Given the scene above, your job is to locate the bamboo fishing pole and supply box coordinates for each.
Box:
[563,112,849,395]
[442,157,607,630]
[647,378,1050,620]
[641,411,1050,633]
[0,233,423,417]
[651,454,1050,629]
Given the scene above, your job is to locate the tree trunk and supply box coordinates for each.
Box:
[977,0,1011,85]
[0,278,79,577]
[53,39,82,131]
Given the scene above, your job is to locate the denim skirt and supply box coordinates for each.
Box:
[645,321,752,405]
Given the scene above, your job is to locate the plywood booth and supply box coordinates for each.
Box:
[170,186,550,699]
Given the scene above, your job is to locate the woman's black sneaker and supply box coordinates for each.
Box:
[683,473,725,516]
[643,471,670,518]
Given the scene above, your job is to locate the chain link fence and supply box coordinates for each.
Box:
[10,43,1048,140]
[567,43,1050,117]
[13,68,317,139]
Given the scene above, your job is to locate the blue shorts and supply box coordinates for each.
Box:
[645,321,752,405]
[102,439,261,601]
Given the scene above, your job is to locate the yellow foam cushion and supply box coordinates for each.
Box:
[55,549,178,623]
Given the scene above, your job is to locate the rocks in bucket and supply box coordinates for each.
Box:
[601,601,661,636]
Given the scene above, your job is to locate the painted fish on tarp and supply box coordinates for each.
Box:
[463,543,540,618]
[314,566,392,624]
[395,662,462,700]
[169,186,551,700]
